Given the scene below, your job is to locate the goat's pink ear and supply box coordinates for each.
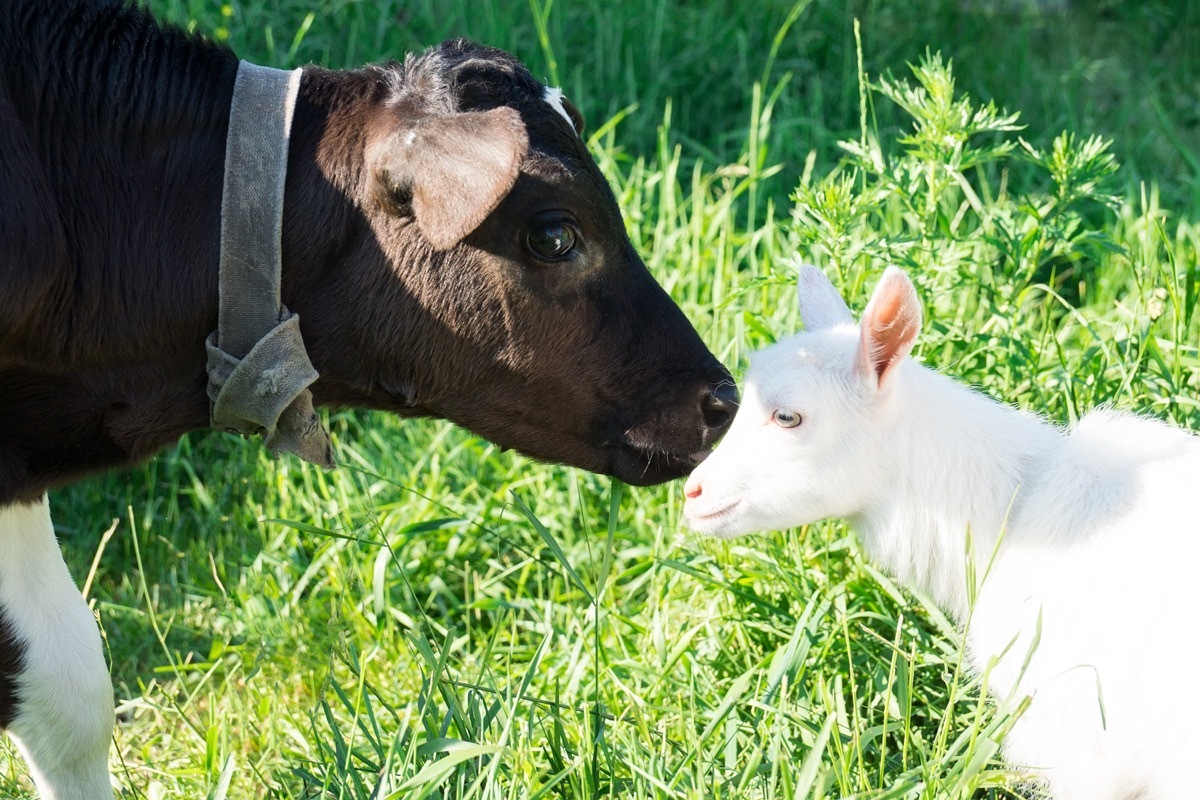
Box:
[371,107,530,250]
[856,267,922,388]
[797,264,854,331]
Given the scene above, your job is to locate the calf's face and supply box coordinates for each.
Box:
[306,42,735,485]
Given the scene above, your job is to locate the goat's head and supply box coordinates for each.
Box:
[683,265,921,536]
[292,40,735,485]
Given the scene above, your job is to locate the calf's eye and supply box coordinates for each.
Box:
[772,409,802,428]
[526,222,577,260]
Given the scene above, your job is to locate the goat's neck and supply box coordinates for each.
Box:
[853,363,1062,621]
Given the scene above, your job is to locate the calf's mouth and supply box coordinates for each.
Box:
[608,442,699,486]
[604,379,739,486]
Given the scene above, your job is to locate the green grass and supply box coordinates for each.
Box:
[3,1,1199,798]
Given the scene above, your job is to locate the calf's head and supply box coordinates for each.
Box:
[293,41,735,485]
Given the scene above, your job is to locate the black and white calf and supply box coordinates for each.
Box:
[0,1,735,796]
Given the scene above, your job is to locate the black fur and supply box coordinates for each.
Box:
[0,605,25,729]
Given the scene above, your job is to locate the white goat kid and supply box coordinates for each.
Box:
[684,265,1200,800]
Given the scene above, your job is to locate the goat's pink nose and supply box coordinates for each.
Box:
[684,474,703,499]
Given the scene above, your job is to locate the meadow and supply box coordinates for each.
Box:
[3,1,1199,798]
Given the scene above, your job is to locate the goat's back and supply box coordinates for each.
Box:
[970,409,1200,799]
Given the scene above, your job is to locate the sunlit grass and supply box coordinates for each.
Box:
[2,1,1198,798]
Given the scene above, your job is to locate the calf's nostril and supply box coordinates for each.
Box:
[684,475,703,499]
[700,384,739,431]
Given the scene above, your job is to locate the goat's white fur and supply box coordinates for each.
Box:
[0,497,115,800]
[685,265,1200,799]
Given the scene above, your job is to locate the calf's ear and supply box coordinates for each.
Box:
[371,107,530,250]
[796,263,854,331]
[855,267,921,390]
[560,95,586,135]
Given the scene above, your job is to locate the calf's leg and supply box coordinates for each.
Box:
[0,497,115,800]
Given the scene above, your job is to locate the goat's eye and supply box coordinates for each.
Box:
[772,409,802,428]
[525,221,577,260]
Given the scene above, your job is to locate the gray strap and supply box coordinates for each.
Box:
[205,61,334,468]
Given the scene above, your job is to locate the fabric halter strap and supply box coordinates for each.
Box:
[205,61,335,468]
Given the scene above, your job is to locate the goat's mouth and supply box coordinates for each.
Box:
[608,442,707,486]
[685,497,742,523]
[684,497,745,539]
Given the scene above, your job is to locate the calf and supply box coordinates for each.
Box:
[686,266,1199,799]
[0,1,735,797]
